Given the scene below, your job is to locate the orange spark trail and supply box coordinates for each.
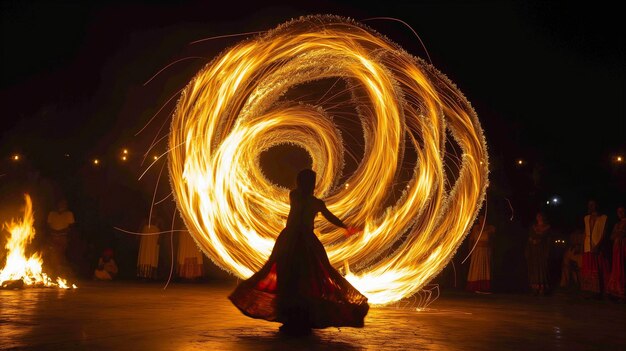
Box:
[168,16,488,305]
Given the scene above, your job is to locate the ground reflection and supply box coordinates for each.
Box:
[0,283,624,350]
[233,332,364,351]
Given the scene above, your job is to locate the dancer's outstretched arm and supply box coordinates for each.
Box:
[319,200,362,237]
[319,201,347,229]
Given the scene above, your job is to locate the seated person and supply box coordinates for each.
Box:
[560,229,583,288]
[94,248,119,280]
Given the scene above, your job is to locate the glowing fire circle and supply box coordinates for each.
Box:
[169,16,488,305]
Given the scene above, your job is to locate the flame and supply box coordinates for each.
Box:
[168,16,488,305]
[0,194,76,289]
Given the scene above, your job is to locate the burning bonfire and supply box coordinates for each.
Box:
[0,194,76,289]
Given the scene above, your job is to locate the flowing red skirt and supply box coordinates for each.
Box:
[607,239,626,298]
[229,227,369,328]
[581,252,610,293]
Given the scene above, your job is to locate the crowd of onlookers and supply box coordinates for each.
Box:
[457,199,625,302]
[1,167,624,302]
[36,193,625,304]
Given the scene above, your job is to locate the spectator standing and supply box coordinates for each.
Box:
[526,212,552,295]
[177,231,204,281]
[581,200,608,297]
[46,199,75,276]
[606,205,626,301]
[466,213,496,293]
[137,217,162,280]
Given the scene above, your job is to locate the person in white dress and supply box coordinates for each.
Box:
[177,231,204,280]
[137,217,161,280]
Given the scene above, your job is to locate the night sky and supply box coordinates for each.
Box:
[1,0,624,228]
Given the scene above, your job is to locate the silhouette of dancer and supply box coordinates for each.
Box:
[229,169,369,335]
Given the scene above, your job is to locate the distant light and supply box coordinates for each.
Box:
[12,154,19,161]
[479,161,483,165]
[64,153,70,158]
[345,183,349,188]
[617,156,623,163]
[123,149,129,155]
[549,196,561,205]
[153,155,158,161]
[517,159,524,165]
[546,201,550,205]
[121,156,127,161]
[93,159,100,165]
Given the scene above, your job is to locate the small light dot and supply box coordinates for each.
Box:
[12,154,19,161]
[122,156,127,161]
[153,156,158,160]
[93,159,100,165]
[123,149,128,154]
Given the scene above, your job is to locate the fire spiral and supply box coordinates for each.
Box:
[168,16,488,305]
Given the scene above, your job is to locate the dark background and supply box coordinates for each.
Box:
[0,0,624,288]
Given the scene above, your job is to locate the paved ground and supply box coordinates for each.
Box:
[1,281,625,351]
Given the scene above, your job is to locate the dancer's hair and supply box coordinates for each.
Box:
[296,169,316,195]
